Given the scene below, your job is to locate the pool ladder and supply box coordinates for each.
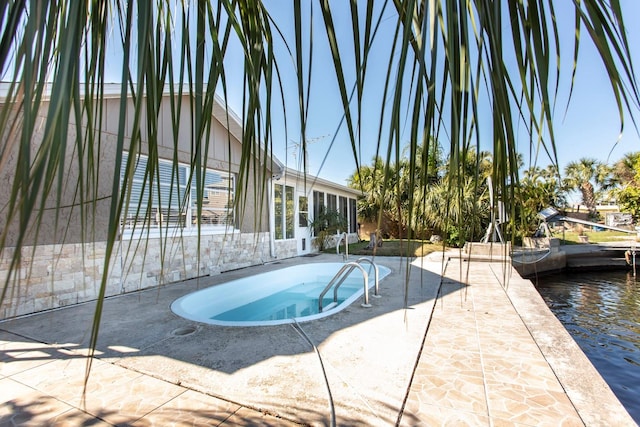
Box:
[318,258,381,312]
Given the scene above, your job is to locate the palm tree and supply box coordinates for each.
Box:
[563,158,612,218]
[517,165,566,236]
[422,177,489,246]
[613,152,640,184]
[1,1,639,359]
[348,156,408,238]
[399,140,444,239]
[612,152,640,221]
[307,209,348,251]
[349,141,444,239]
[347,157,391,222]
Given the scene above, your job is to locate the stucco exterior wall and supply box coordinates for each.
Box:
[0,104,116,246]
[0,92,271,248]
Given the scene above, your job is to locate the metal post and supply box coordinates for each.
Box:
[633,241,637,277]
[335,232,349,261]
[356,257,381,297]
[344,232,348,261]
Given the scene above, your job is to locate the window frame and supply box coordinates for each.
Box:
[312,191,325,236]
[274,183,296,241]
[349,198,357,233]
[120,153,237,239]
[298,195,309,228]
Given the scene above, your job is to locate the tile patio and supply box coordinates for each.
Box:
[0,253,635,426]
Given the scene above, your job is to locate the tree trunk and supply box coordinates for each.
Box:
[581,182,598,218]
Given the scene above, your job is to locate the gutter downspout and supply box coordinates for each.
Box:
[269,162,284,259]
[268,177,277,259]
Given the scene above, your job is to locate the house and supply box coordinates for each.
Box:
[0,84,361,319]
[271,166,361,257]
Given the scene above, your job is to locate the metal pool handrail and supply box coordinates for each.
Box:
[318,258,380,313]
[336,232,349,260]
[318,262,369,312]
[354,257,381,298]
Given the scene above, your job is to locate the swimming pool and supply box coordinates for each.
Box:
[171,261,391,326]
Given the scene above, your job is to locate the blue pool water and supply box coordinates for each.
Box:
[211,280,360,322]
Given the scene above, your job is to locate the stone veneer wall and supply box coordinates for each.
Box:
[270,233,358,260]
[0,231,273,320]
[273,240,298,260]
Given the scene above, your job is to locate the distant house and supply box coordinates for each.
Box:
[0,84,361,319]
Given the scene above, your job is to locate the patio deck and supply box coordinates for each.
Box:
[0,253,634,426]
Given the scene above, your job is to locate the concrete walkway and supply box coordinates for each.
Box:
[0,253,635,426]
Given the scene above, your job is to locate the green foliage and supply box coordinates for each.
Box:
[419,175,489,246]
[308,209,347,251]
[617,189,640,223]
[614,152,640,222]
[618,186,640,220]
[348,157,392,223]
[559,230,634,244]
[443,226,463,248]
[350,147,490,246]
[513,166,567,239]
[563,158,613,219]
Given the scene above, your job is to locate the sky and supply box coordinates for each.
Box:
[227,1,640,187]
[533,0,640,173]
[97,1,640,187]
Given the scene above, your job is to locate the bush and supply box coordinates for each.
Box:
[308,209,348,251]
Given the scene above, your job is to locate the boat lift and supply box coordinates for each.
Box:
[537,207,638,235]
[538,207,639,276]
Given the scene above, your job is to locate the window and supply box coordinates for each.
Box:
[191,169,235,227]
[274,184,295,240]
[313,191,325,235]
[120,153,235,231]
[313,191,325,217]
[274,185,283,239]
[327,194,337,212]
[298,196,308,227]
[339,196,348,231]
[285,186,294,239]
[349,198,357,233]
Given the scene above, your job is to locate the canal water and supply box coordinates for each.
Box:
[534,270,640,423]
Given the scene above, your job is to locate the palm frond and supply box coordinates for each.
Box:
[0,0,638,376]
